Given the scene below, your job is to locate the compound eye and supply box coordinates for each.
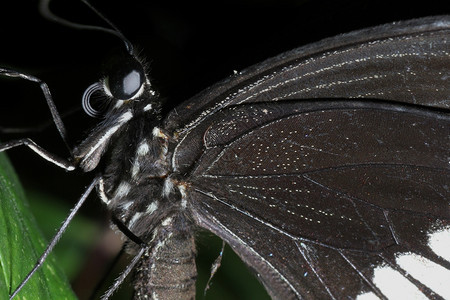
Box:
[105,55,145,100]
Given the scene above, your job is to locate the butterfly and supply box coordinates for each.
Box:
[0,1,449,299]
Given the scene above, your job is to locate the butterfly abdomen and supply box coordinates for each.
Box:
[133,214,197,300]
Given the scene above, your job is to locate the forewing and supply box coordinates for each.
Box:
[167,16,449,176]
[164,16,449,136]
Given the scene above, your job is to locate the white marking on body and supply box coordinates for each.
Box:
[131,160,140,178]
[146,201,159,215]
[152,232,173,269]
[118,111,133,123]
[372,265,427,299]
[85,124,120,159]
[162,217,173,227]
[178,185,187,209]
[178,185,187,198]
[115,182,131,198]
[152,127,168,139]
[120,201,133,210]
[397,253,450,299]
[115,100,124,108]
[152,127,161,137]
[98,178,110,205]
[128,212,143,229]
[137,142,150,156]
[143,104,152,111]
[84,110,133,160]
[162,178,174,197]
[428,226,450,262]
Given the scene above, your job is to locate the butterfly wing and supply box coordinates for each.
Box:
[186,101,449,299]
[164,16,449,136]
[165,17,450,299]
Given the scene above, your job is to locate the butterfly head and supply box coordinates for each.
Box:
[74,51,160,172]
[103,52,148,101]
[82,50,157,118]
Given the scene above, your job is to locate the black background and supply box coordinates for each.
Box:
[1,0,448,299]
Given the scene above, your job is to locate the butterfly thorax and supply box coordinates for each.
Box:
[71,76,197,298]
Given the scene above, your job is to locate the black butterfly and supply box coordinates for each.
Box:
[0,1,449,299]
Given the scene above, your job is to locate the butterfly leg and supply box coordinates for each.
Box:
[101,246,147,300]
[0,68,76,169]
[0,68,71,151]
[9,176,99,299]
[0,138,75,170]
[98,214,148,299]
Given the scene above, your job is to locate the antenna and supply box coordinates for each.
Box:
[39,0,134,54]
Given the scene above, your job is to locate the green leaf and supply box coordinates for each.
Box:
[0,153,76,300]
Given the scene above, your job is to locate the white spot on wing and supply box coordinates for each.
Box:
[356,292,379,300]
[397,253,450,299]
[428,226,450,262]
[372,265,427,299]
